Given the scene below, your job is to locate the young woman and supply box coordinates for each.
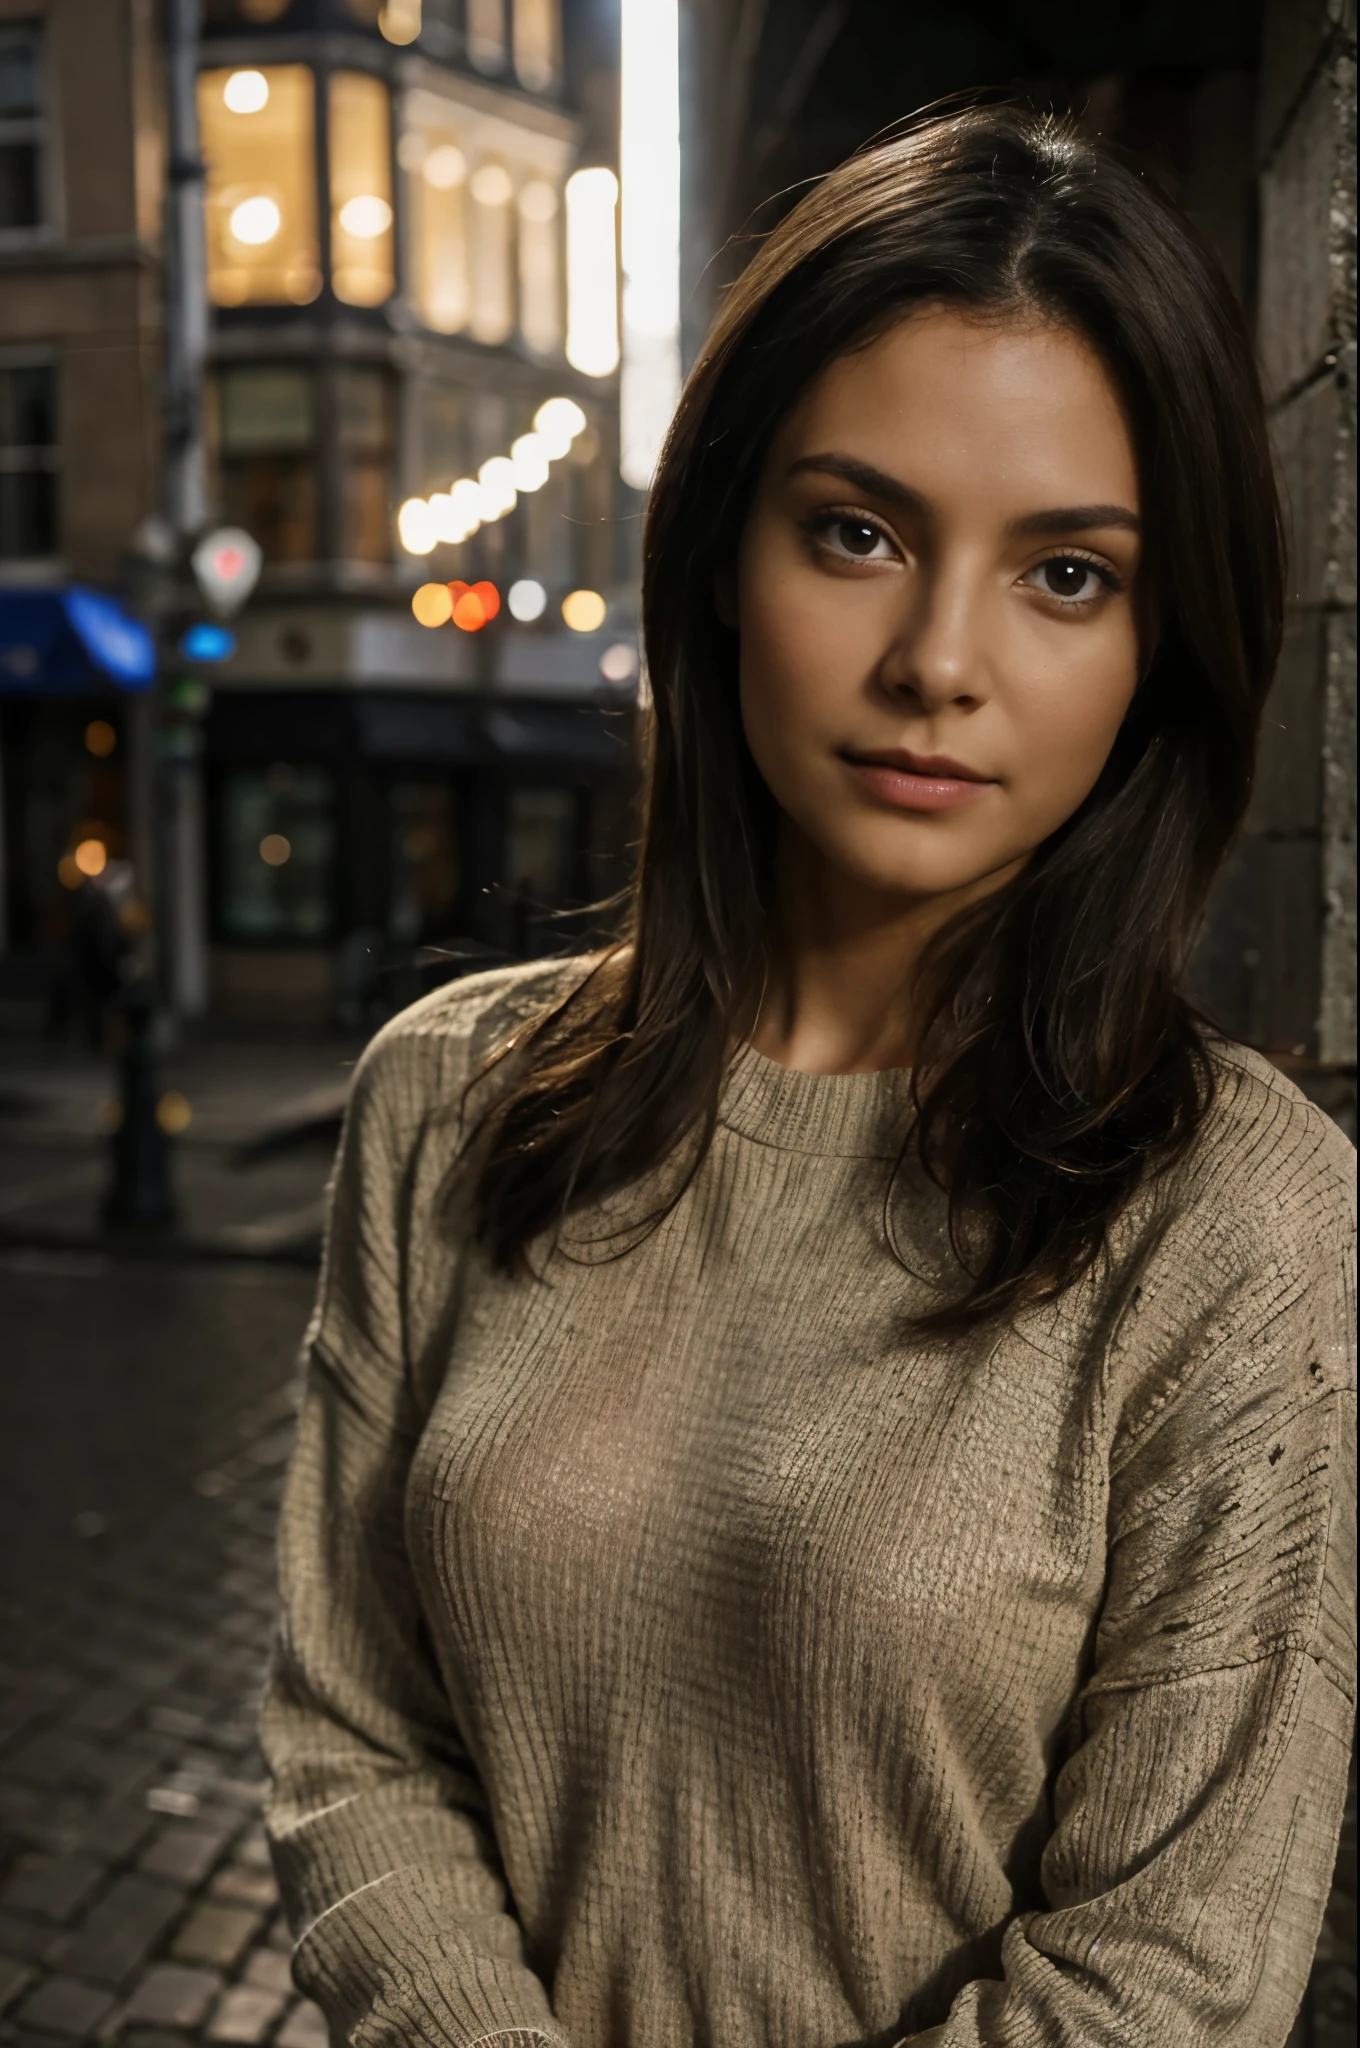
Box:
[263,106,1355,2047]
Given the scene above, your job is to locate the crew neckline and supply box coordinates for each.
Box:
[719,1041,916,1158]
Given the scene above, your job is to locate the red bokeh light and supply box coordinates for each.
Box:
[448,580,501,632]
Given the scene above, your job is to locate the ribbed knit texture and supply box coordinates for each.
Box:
[261,958,1357,2048]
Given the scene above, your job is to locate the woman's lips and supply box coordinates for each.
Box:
[842,751,996,813]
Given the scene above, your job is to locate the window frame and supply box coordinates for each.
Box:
[0,22,49,243]
[0,347,59,570]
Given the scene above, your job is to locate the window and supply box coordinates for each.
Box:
[517,176,561,354]
[338,366,394,563]
[388,782,460,943]
[467,0,507,73]
[199,65,319,307]
[216,365,316,563]
[513,0,560,94]
[468,158,514,345]
[220,764,335,942]
[420,384,465,495]
[400,91,469,334]
[329,72,394,308]
[0,360,57,559]
[0,27,42,232]
[505,785,577,954]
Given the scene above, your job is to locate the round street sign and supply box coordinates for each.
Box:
[191,527,262,616]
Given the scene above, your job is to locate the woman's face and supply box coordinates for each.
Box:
[733,306,1144,910]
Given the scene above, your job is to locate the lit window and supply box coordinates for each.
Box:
[0,361,57,560]
[200,65,320,306]
[338,366,394,563]
[378,0,422,45]
[518,177,561,355]
[219,764,336,942]
[469,159,514,345]
[329,72,395,308]
[513,0,560,94]
[0,26,44,230]
[401,91,469,334]
[620,0,681,485]
[565,167,619,376]
[467,0,507,73]
[215,365,317,564]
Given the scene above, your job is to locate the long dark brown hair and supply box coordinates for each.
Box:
[472,101,1284,1329]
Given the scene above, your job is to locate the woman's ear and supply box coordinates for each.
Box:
[714,564,738,630]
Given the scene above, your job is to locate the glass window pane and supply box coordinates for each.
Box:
[0,30,39,116]
[338,366,393,563]
[199,65,320,307]
[517,176,561,354]
[216,366,317,563]
[0,364,55,448]
[0,141,38,229]
[469,158,514,345]
[220,764,335,941]
[420,384,465,493]
[0,471,56,559]
[329,72,394,308]
[400,90,468,334]
[467,0,506,72]
[506,786,575,901]
[388,782,459,943]
[512,0,560,93]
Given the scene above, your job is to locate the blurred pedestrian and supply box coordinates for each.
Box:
[262,104,1354,2048]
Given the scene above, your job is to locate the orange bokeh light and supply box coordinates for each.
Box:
[448,580,501,632]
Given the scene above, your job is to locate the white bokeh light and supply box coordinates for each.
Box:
[510,433,550,492]
[397,497,436,554]
[565,168,620,378]
[229,195,281,246]
[338,194,393,239]
[223,70,269,114]
[477,455,517,520]
[533,395,587,457]
[620,0,681,488]
[509,578,548,622]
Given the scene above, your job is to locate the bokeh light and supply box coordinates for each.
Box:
[338,194,393,239]
[229,195,282,245]
[508,578,548,622]
[477,456,517,520]
[565,168,620,377]
[412,583,454,627]
[599,641,639,683]
[510,433,550,492]
[259,834,292,866]
[84,720,117,758]
[74,839,108,878]
[156,1091,194,1136]
[533,395,587,457]
[398,497,436,554]
[562,588,607,633]
[449,581,501,632]
[223,70,269,113]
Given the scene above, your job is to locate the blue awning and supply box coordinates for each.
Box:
[0,587,156,693]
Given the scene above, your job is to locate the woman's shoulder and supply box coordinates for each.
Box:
[348,952,600,1130]
[1133,1033,1355,1310]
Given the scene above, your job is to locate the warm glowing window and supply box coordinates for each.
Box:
[400,91,469,334]
[199,66,320,307]
[517,176,561,354]
[469,158,514,345]
[467,0,507,73]
[512,0,560,93]
[216,364,316,563]
[329,72,395,308]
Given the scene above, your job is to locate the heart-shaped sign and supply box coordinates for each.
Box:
[192,527,262,616]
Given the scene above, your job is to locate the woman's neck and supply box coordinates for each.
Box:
[748,823,1010,1075]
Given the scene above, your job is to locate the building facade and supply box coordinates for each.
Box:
[0,0,638,1032]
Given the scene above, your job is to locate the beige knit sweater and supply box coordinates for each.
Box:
[262,958,1356,2048]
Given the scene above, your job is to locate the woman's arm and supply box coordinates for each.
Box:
[896,1135,1356,2047]
[261,1009,566,2048]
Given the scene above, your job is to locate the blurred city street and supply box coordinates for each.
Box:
[0,1249,320,2048]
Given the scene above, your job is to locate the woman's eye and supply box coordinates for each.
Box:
[1026,556,1111,605]
[822,516,893,560]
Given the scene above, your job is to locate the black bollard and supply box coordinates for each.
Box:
[103,975,176,1229]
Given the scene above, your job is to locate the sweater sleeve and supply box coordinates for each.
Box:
[260,1013,568,2048]
[899,1134,1357,2048]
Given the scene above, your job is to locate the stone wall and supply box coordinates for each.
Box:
[1208,0,1357,1103]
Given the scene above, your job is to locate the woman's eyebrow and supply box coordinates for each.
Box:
[786,454,1140,538]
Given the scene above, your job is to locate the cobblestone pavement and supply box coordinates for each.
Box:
[0,1250,323,2047]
